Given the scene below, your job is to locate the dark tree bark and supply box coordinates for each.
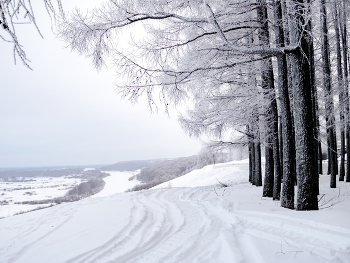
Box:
[333,1,345,181]
[340,0,350,183]
[263,141,274,196]
[255,139,262,186]
[319,142,323,174]
[306,2,319,195]
[252,110,262,186]
[248,125,255,184]
[321,0,337,188]
[273,0,294,205]
[279,120,283,176]
[257,0,281,197]
[288,0,318,211]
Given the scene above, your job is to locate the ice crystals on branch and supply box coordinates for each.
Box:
[0,0,63,69]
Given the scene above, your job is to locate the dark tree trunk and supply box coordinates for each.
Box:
[334,2,345,181]
[318,142,323,174]
[279,120,283,176]
[263,143,274,196]
[257,0,280,197]
[288,0,318,211]
[249,143,253,183]
[327,137,331,175]
[321,0,337,188]
[273,0,294,204]
[255,139,262,186]
[341,0,350,183]
[306,6,319,195]
[248,125,255,184]
[252,109,262,186]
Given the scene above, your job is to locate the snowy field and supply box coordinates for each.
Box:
[0,170,140,218]
[1,161,350,262]
[0,177,83,218]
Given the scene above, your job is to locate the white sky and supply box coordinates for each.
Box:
[0,0,202,168]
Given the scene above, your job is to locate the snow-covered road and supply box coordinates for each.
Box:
[1,162,350,262]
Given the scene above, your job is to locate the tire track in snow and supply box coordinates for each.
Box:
[134,188,210,263]
[68,189,178,263]
[107,187,243,263]
[4,185,349,263]
[66,194,149,263]
[104,188,192,263]
[2,201,83,263]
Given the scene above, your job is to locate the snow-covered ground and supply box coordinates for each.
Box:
[0,177,83,218]
[1,161,350,263]
[154,159,252,188]
[0,170,140,218]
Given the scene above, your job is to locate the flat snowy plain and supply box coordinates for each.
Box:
[1,161,350,262]
[0,177,83,218]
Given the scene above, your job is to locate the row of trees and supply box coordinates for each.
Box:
[57,0,350,211]
[4,0,350,211]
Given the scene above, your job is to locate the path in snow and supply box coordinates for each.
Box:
[1,181,350,263]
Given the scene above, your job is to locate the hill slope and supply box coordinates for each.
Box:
[1,160,349,263]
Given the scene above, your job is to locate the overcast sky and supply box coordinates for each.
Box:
[0,1,202,168]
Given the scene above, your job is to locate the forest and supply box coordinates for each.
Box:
[2,0,350,211]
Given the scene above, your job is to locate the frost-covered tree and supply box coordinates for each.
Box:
[178,60,264,186]
[0,0,63,68]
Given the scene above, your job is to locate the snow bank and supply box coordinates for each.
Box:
[153,159,251,188]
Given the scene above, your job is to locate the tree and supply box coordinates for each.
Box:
[333,0,345,182]
[320,0,337,188]
[288,0,318,210]
[257,0,281,198]
[273,0,295,207]
[0,0,63,68]
[340,0,350,183]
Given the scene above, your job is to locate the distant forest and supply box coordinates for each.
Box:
[99,159,166,172]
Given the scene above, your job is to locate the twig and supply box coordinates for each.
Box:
[216,177,228,188]
[318,194,325,202]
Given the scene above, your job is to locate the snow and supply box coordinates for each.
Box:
[153,160,252,188]
[0,177,83,218]
[0,161,350,263]
[93,170,140,197]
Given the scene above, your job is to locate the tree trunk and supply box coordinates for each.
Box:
[248,125,255,184]
[258,0,280,197]
[341,0,350,183]
[255,140,262,186]
[279,120,283,176]
[334,1,345,181]
[273,0,294,205]
[288,0,318,211]
[306,3,319,195]
[319,142,323,174]
[252,110,262,186]
[321,0,337,188]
